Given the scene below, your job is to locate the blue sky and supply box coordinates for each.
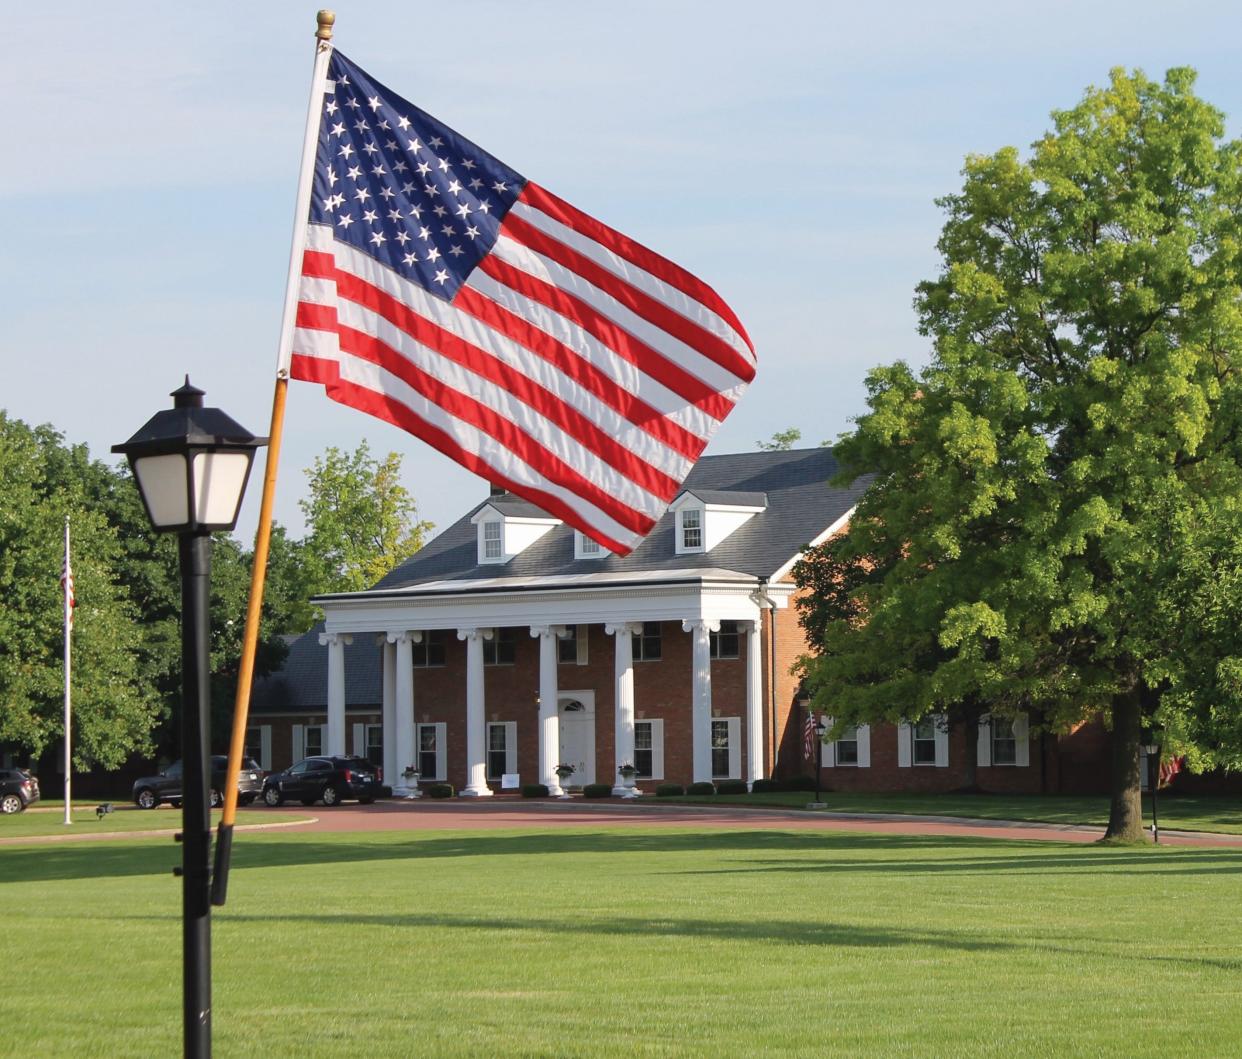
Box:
[7,1,1242,543]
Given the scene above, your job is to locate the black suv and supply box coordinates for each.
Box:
[262,756,380,807]
[1,768,40,814]
[132,756,265,809]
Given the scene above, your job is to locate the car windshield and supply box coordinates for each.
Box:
[343,758,374,772]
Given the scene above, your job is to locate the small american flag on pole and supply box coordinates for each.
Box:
[1159,755,1184,787]
[288,50,755,555]
[60,556,75,632]
[804,710,819,762]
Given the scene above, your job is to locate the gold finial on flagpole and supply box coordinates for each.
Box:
[316,10,335,40]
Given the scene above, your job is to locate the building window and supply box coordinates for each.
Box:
[365,724,383,769]
[487,724,508,781]
[303,725,324,758]
[709,620,740,659]
[558,625,585,665]
[836,725,859,765]
[912,718,937,765]
[711,719,732,778]
[244,726,262,763]
[412,630,447,667]
[484,627,516,666]
[482,520,503,560]
[417,724,439,780]
[991,717,1017,766]
[632,621,662,662]
[635,722,653,778]
[680,507,703,550]
[574,531,607,560]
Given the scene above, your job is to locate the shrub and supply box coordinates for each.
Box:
[521,784,550,798]
[686,781,716,795]
[656,783,685,797]
[783,774,817,792]
[750,779,780,794]
[715,779,749,795]
[583,783,613,799]
[426,783,455,799]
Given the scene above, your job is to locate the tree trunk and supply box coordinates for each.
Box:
[954,703,985,793]
[1103,688,1145,842]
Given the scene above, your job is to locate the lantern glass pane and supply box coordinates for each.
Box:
[193,451,251,526]
[133,453,190,527]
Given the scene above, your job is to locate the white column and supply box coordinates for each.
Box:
[606,622,641,797]
[746,618,763,790]
[388,631,420,795]
[683,619,719,783]
[530,625,565,795]
[318,631,352,756]
[380,636,397,786]
[458,627,493,796]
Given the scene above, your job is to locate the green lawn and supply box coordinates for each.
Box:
[0,805,298,840]
[662,791,1242,834]
[1,826,1240,1056]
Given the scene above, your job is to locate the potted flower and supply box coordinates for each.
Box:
[554,763,576,782]
[617,763,638,781]
[401,765,422,798]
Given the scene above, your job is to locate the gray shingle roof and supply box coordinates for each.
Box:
[366,447,868,591]
[250,623,380,714]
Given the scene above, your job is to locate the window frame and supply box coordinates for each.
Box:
[679,506,704,551]
[709,619,741,660]
[633,718,665,781]
[483,626,516,666]
[481,519,503,562]
[411,629,447,667]
[303,725,324,759]
[912,718,937,766]
[632,621,662,662]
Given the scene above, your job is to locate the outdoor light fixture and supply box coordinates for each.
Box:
[113,378,265,533]
[814,716,828,805]
[114,380,265,1059]
[1142,743,1162,845]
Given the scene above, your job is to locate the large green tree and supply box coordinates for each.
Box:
[299,441,433,596]
[795,68,1242,842]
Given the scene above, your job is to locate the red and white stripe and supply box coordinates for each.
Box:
[290,181,754,554]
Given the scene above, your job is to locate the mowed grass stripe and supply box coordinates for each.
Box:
[1,828,1239,1057]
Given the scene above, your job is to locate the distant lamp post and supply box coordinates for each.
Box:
[1142,743,1162,845]
[113,379,266,1059]
[814,715,828,804]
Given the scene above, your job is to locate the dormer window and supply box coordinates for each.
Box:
[679,507,703,551]
[574,531,608,560]
[482,520,503,560]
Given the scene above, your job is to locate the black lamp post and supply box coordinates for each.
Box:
[814,715,828,803]
[113,379,265,1058]
[1142,742,1162,845]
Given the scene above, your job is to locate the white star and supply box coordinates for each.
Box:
[345,96,361,110]
[462,158,477,170]
[407,204,422,219]
[401,182,417,196]
[433,204,448,218]
[338,143,355,159]
[394,161,409,173]
[447,179,462,195]
[437,156,451,172]
[397,115,412,131]
[327,167,338,187]
[332,193,346,209]
[330,122,346,137]
[477,199,492,214]
[416,161,432,176]
[380,186,395,200]
[455,201,472,219]
[441,223,456,235]
[418,226,431,241]
[465,225,480,239]
[363,142,380,156]
[385,139,398,151]
[363,209,378,223]
[492,181,508,194]
[429,135,445,148]
[396,230,411,245]
[426,247,441,262]
[407,137,423,153]
[354,187,371,203]
[347,165,363,181]
[424,183,440,197]
[449,244,465,257]
[325,100,338,115]
[372,164,387,177]
[433,268,450,284]
[370,231,386,246]
[337,74,351,87]
[354,118,370,132]
[322,195,337,212]
[379,119,391,131]
[368,94,382,112]
[389,209,404,222]
[403,251,418,265]
[468,177,484,191]
[337,213,354,228]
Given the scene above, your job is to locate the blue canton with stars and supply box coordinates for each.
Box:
[310,51,527,302]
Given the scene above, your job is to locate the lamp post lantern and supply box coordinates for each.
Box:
[1142,743,1162,845]
[814,715,828,804]
[113,379,266,1058]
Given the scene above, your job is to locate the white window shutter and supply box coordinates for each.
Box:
[822,715,835,769]
[434,722,447,781]
[977,715,992,768]
[650,719,665,781]
[352,723,366,757]
[1014,712,1030,767]
[727,716,741,779]
[897,723,912,768]
[857,724,871,768]
[504,721,518,774]
[934,715,949,768]
[576,626,589,665]
[291,724,304,765]
[259,725,272,772]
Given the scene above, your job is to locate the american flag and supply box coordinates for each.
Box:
[60,558,75,632]
[1159,755,1184,787]
[804,710,819,762]
[290,51,755,555]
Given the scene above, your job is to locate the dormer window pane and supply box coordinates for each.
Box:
[681,508,702,550]
[580,535,600,555]
[483,520,503,559]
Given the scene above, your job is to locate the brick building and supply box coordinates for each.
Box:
[248,447,1111,795]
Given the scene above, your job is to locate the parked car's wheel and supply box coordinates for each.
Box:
[239,793,256,806]
[135,788,158,810]
[169,800,181,809]
[263,786,283,807]
[1,793,23,814]
[321,784,341,807]
[209,789,222,809]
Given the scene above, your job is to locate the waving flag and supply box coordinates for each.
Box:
[804,711,819,762]
[60,555,75,631]
[290,50,755,555]
[1158,755,1184,787]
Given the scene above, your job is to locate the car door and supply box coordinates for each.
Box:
[305,758,333,798]
[159,761,184,801]
[282,760,312,797]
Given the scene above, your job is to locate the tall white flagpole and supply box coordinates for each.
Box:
[63,515,72,826]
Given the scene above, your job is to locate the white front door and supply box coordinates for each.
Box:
[558,692,595,786]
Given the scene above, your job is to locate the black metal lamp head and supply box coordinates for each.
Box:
[112,377,268,534]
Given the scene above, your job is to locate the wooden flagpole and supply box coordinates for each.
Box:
[212,9,336,905]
